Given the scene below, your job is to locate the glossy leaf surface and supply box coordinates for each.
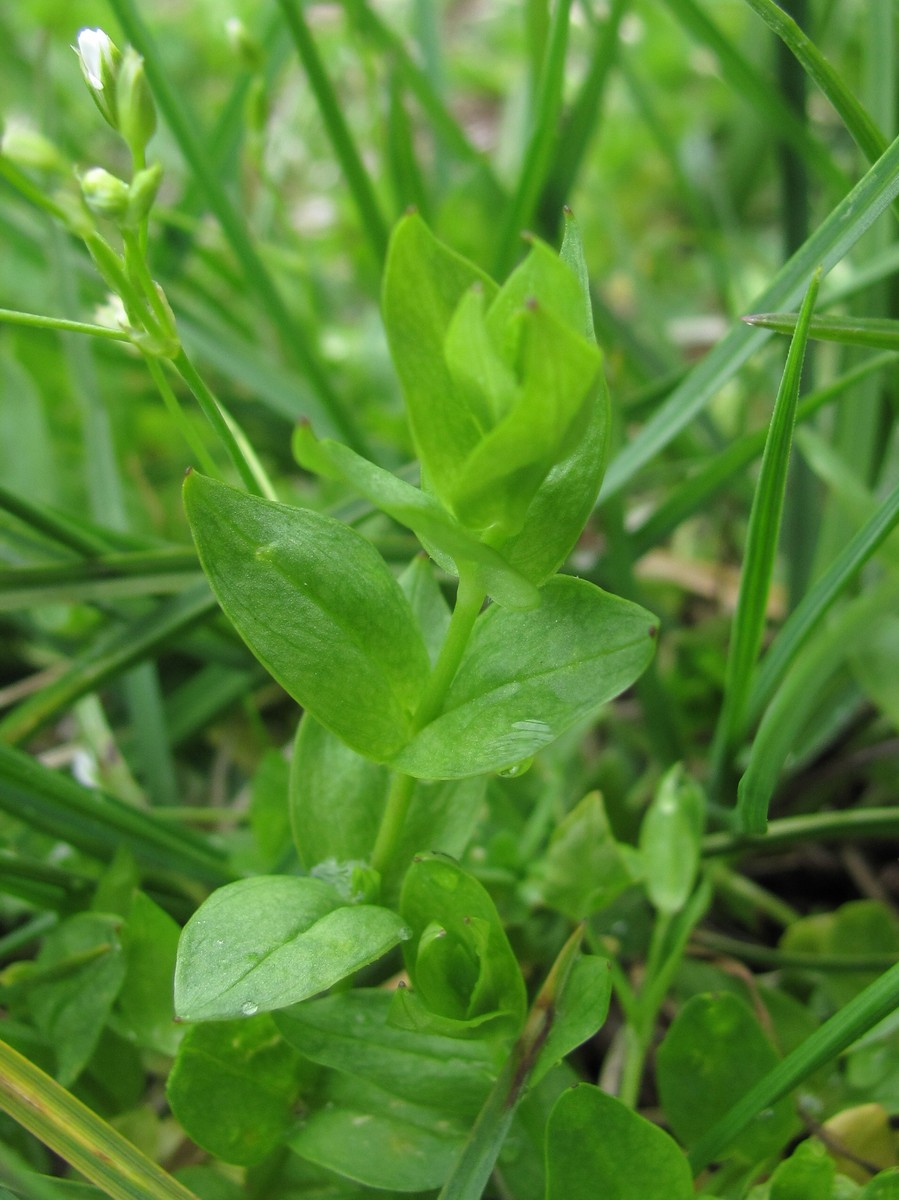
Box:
[657,992,798,1162]
[395,852,526,1040]
[166,1015,307,1165]
[174,876,407,1020]
[395,576,657,778]
[184,471,430,761]
[545,1083,694,1199]
[275,989,495,1118]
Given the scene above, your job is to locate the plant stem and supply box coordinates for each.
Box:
[172,349,277,500]
[370,570,486,876]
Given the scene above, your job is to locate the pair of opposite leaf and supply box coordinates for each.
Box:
[183,214,657,778]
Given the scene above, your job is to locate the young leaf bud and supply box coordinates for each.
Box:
[80,166,130,220]
[1,119,68,175]
[225,17,264,72]
[125,162,163,227]
[73,28,122,129]
[117,47,157,158]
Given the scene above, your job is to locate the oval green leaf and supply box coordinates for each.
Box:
[174,876,407,1020]
[546,1083,694,1200]
[183,471,430,761]
[394,576,657,778]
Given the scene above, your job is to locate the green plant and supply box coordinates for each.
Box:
[3,3,899,1199]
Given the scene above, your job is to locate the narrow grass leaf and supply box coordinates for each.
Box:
[0,1037,203,1200]
[748,475,899,721]
[631,353,898,555]
[712,271,819,774]
[745,311,899,350]
[338,0,499,185]
[738,575,899,834]
[105,0,360,449]
[601,129,899,502]
[687,959,899,1174]
[663,0,847,190]
[0,582,216,746]
[275,0,388,264]
[740,0,888,164]
[543,0,626,214]
[0,742,233,886]
[493,0,573,274]
[0,550,201,611]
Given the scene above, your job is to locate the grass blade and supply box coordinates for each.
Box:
[275,0,389,264]
[0,583,216,746]
[663,0,848,191]
[105,0,363,451]
[631,353,898,555]
[600,128,899,503]
[542,0,626,218]
[748,474,899,721]
[745,311,899,350]
[687,958,899,1174]
[0,1037,203,1200]
[711,272,820,782]
[493,0,574,274]
[0,741,233,886]
[737,574,899,834]
[740,0,888,164]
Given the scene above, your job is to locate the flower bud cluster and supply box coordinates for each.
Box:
[73,29,156,158]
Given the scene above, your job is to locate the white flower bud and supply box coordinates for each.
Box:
[80,166,130,219]
[73,28,121,128]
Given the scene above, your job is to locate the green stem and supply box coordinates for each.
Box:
[173,350,277,499]
[0,308,130,341]
[438,926,585,1200]
[370,570,486,876]
[143,355,219,476]
[275,0,389,264]
[106,0,362,450]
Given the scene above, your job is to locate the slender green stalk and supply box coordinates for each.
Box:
[371,571,486,875]
[704,806,899,857]
[275,0,389,264]
[173,350,277,499]
[0,1037,202,1200]
[106,0,363,450]
[438,926,585,1200]
[740,0,888,164]
[617,878,712,1108]
[493,0,573,274]
[601,124,899,504]
[710,271,820,788]
[691,930,899,973]
[142,356,219,476]
[0,307,131,340]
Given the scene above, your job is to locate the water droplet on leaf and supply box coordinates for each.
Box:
[240,1000,259,1016]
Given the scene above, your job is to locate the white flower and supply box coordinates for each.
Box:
[74,28,116,90]
[73,29,121,128]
